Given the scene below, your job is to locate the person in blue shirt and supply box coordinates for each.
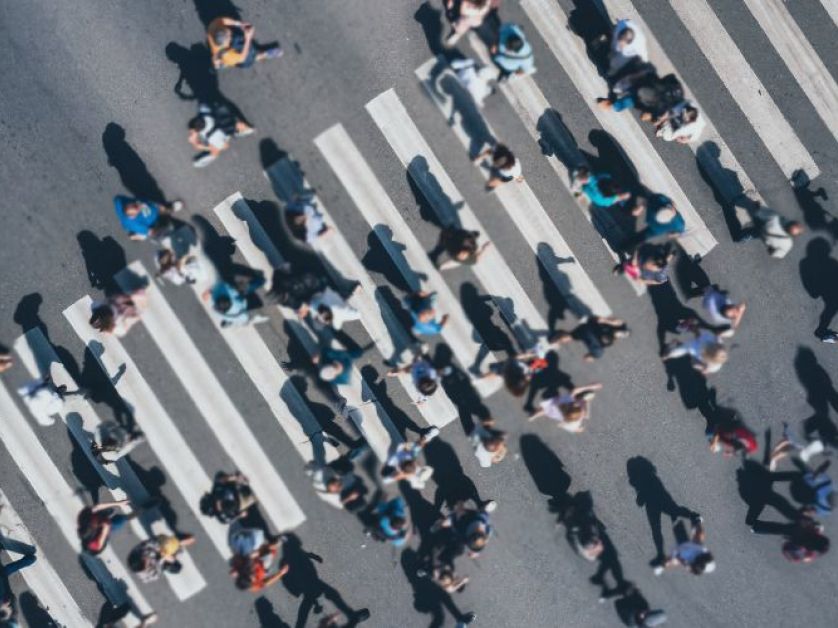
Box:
[403,291,449,337]
[316,345,362,387]
[203,276,268,328]
[113,195,182,240]
[371,496,410,548]
[491,23,536,79]
[622,195,685,252]
[571,167,631,208]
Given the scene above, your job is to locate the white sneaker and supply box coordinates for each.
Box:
[424,426,440,442]
[171,200,184,212]
[482,499,497,513]
[653,565,664,576]
[249,314,270,325]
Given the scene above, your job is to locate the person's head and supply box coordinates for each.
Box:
[492,144,516,169]
[128,548,151,574]
[399,459,418,475]
[503,361,530,397]
[617,27,635,48]
[561,402,586,424]
[124,201,144,218]
[200,493,217,517]
[318,361,344,382]
[188,115,207,132]
[212,26,232,48]
[597,177,620,199]
[573,166,590,183]
[315,304,334,326]
[702,343,728,367]
[801,531,830,555]
[417,307,436,323]
[213,294,233,314]
[453,232,479,260]
[467,530,488,552]
[157,249,177,275]
[234,571,254,591]
[690,551,716,575]
[483,433,506,452]
[0,595,14,622]
[683,105,699,123]
[389,515,406,530]
[654,206,677,224]
[505,33,524,53]
[285,210,308,240]
[786,221,804,237]
[325,477,343,494]
[721,303,742,320]
[417,376,438,397]
[89,304,116,333]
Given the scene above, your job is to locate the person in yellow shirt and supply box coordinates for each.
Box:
[207,16,282,70]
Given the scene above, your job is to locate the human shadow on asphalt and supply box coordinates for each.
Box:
[18,592,60,628]
[435,343,491,434]
[424,438,487,512]
[67,424,105,505]
[537,243,590,325]
[800,238,838,339]
[361,229,417,295]
[125,461,185,536]
[77,231,128,298]
[647,281,697,351]
[626,456,700,565]
[191,0,241,29]
[254,596,291,628]
[279,534,368,628]
[414,2,447,57]
[102,123,166,205]
[438,73,495,159]
[736,458,801,528]
[285,375,359,453]
[520,433,572,511]
[460,282,516,370]
[792,169,837,239]
[361,365,426,439]
[672,248,711,300]
[567,0,612,74]
[523,351,572,415]
[696,141,751,243]
[192,214,263,285]
[794,346,838,446]
[407,156,463,230]
[400,546,473,628]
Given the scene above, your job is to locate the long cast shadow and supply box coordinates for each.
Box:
[102,123,166,204]
[424,438,485,511]
[435,343,490,434]
[800,238,838,337]
[696,141,752,242]
[460,282,516,371]
[407,156,463,229]
[18,592,61,628]
[77,231,127,298]
[792,169,837,239]
[360,365,424,439]
[254,596,291,628]
[626,456,700,564]
[401,547,471,628]
[736,459,801,527]
[361,230,416,295]
[795,346,838,445]
[438,73,495,158]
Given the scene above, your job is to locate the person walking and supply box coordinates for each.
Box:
[203,277,269,328]
[387,351,448,404]
[623,195,685,251]
[91,421,146,464]
[491,23,536,78]
[661,323,728,376]
[154,223,206,286]
[608,19,649,78]
[614,243,677,286]
[128,534,195,583]
[474,143,524,189]
[285,194,331,245]
[307,288,361,332]
[89,289,147,337]
[700,285,746,337]
[444,0,495,47]
[314,343,362,387]
[433,501,496,559]
[654,517,715,576]
[16,373,83,426]
[368,496,411,548]
[207,16,282,70]
[551,315,630,361]
[469,419,507,468]
[0,539,37,628]
[113,196,182,241]
[200,472,258,524]
[187,102,254,168]
[381,428,440,490]
[737,194,804,258]
[77,500,142,556]
[528,382,603,432]
[571,167,631,209]
[431,226,491,270]
[403,290,449,337]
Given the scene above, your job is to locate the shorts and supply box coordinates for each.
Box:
[237,44,258,68]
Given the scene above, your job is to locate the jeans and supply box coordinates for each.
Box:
[2,554,36,578]
[612,94,635,112]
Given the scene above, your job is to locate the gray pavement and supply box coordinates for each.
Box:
[0,1,837,627]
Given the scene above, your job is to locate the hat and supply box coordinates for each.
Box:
[319,364,340,382]
[655,207,676,223]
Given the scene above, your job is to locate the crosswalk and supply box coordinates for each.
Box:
[1,0,832,622]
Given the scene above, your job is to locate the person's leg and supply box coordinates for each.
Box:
[2,553,37,577]
[294,594,318,628]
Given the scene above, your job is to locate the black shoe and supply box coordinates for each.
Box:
[353,609,371,622]
[459,612,476,625]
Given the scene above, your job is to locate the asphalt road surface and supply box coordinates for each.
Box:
[1,1,837,627]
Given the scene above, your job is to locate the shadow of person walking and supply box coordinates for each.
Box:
[102,123,166,205]
[626,456,700,565]
[254,596,292,628]
[280,534,369,628]
[795,346,838,446]
[77,231,127,297]
[799,237,838,341]
[736,458,801,529]
[792,169,837,240]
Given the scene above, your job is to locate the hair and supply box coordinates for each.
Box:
[467,531,488,551]
[128,547,150,573]
[483,433,506,453]
[684,106,699,123]
[618,27,635,44]
[213,295,232,314]
[316,305,334,325]
[597,177,620,199]
[492,144,516,169]
[325,477,342,493]
[562,403,586,423]
[188,116,207,131]
[417,376,438,396]
[89,304,116,333]
[285,210,308,241]
[786,221,804,236]
[451,230,479,257]
[389,515,406,529]
[503,361,530,397]
[720,304,739,319]
[400,459,418,475]
[690,552,715,575]
[702,344,728,366]
[157,249,177,276]
[235,573,253,590]
[200,493,216,517]
[505,34,524,52]
[212,28,232,47]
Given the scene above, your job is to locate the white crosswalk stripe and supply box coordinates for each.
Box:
[416,56,614,317]
[742,0,838,144]
[0,488,90,628]
[212,194,404,461]
[13,328,206,601]
[0,381,152,626]
[519,0,717,257]
[63,297,231,558]
[367,89,555,346]
[264,159,460,426]
[113,261,306,533]
[314,124,503,395]
[664,0,820,181]
[820,0,838,27]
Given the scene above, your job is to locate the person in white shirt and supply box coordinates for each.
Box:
[655,102,706,144]
[528,383,603,432]
[474,143,524,189]
[469,421,507,468]
[738,196,804,258]
[609,19,648,77]
[381,427,439,489]
[308,288,361,331]
[701,286,746,337]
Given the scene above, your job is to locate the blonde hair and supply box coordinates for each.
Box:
[561,403,586,423]
[702,343,728,365]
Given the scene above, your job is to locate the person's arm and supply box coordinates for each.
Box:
[188,130,206,150]
[90,499,130,513]
[474,240,492,261]
[239,23,256,59]
[572,382,603,396]
[730,303,746,328]
[256,564,289,591]
[597,316,625,327]
[438,259,462,270]
[692,520,706,544]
